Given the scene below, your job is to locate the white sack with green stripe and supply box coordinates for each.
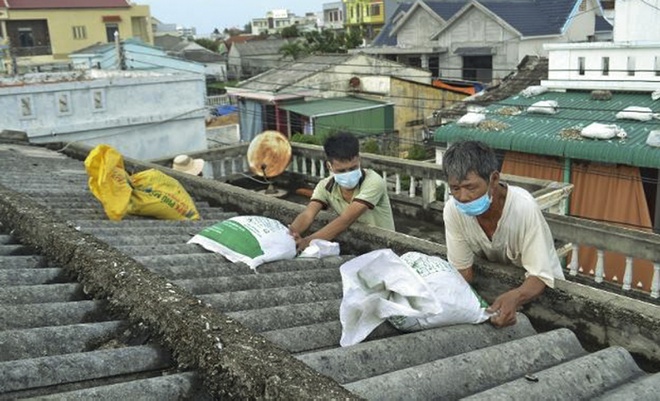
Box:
[189,216,296,269]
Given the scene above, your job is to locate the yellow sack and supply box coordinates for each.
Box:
[128,169,200,220]
[84,144,132,221]
[84,144,200,221]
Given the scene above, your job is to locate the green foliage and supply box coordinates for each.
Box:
[280,25,300,38]
[279,40,308,60]
[291,133,325,146]
[243,23,252,34]
[405,144,429,161]
[194,38,219,52]
[361,138,381,155]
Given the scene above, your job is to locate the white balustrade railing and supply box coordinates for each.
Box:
[199,143,660,300]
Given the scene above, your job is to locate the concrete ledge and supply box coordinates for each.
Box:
[0,185,358,399]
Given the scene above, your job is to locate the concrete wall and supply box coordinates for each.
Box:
[0,71,207,161]
[396,6,444,48]
[388,77,467,148]
[613,0,660,42]
[435,7,519,82]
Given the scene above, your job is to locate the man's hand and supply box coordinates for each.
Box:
[295,236,312,254]
[487,289,522,328]
[288,225,301,241]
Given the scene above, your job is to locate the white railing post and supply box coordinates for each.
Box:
[242,157,248,173]
[395,174,401,195]
[622,256,633,291]
[292,156,299,173]
[422,178,437,209]
[651,262,660,299]
[594,249,605,283]
[409,176,416,198]
[569,244,579,276]
[302,157,308,175]
[230,157,237,174]
[219,159,226,177]
[311,158,318,177]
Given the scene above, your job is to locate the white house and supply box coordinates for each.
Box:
[0,70,209,162]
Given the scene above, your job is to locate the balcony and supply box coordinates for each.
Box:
[11,45,52,58]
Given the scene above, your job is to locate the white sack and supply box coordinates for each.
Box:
[527,100,558,114]
[388,252,491,332]
[615,106,654,121]
[298,239,340,259]
[457,112,486,127]
[647,130,660,148]
[652,90,660,101]
[188,216,296,269]
[520,85,548,98]
[339,249,490,347]
[580,122,627,140]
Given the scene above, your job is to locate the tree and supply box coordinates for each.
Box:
[195,38,219,52]
[243,23,252,34]
[280,25,299,38]
[279,40,308,60]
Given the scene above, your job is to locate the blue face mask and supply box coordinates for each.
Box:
[455,191,492,217]
[334,168,362,189]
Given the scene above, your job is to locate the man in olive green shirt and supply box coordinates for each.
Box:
[289,132,395,252]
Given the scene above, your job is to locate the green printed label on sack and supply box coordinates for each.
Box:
[199,220,263,259]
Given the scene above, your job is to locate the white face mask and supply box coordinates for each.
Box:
[334,168,362,189]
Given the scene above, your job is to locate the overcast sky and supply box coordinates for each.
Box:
[139,0,329,35]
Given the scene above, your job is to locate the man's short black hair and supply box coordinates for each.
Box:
[324,132,359,162]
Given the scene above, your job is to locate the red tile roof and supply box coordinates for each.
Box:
[5,0,131,9]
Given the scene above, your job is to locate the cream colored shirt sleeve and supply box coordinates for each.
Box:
[518,204,564,288]
[443,199,475,271]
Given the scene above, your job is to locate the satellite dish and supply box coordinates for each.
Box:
[247,130,292,178]
[246,130,292,197]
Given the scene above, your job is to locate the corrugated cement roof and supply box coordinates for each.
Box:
[434,91,660,168]
[1,142,659,398]
[279,96,390,117]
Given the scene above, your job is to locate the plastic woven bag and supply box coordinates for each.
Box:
[129,169,200,220]
[84,144,132,221]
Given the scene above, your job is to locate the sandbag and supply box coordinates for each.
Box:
[84,145,134,221]
[580,122,627,140]
[339,249,491,347]
[457,112,486,127]
[647,130,660,148]
[527,100,558,114]
[615,106,654,121]
[520,85,548,98]
[388,252,491,332]
[84,144,199,221]
[188,216,296,269]
[128,169,200,220]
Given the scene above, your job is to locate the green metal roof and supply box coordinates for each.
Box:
[434,91,660,168]
[279,97,391,118]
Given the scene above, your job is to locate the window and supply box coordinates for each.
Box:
[578,57,585,75]
[602,57,609,76]
[19,95,35,118]
[371,4,381,16]
[18,28,34,47]
[655,56,660,76]
[105,23,119,42]
[56,92,72,116]
[72,26,87,40]
[627,56,636,76]
[91,89,106,112]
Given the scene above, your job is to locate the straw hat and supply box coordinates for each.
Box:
[172,154,205,176]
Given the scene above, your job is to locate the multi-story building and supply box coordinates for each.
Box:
[343,0,406,40]
[323,2,346,31]
[0,0,152,73]
[251,9,319,36]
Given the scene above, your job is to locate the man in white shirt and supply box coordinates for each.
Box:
[442,141,564,327]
